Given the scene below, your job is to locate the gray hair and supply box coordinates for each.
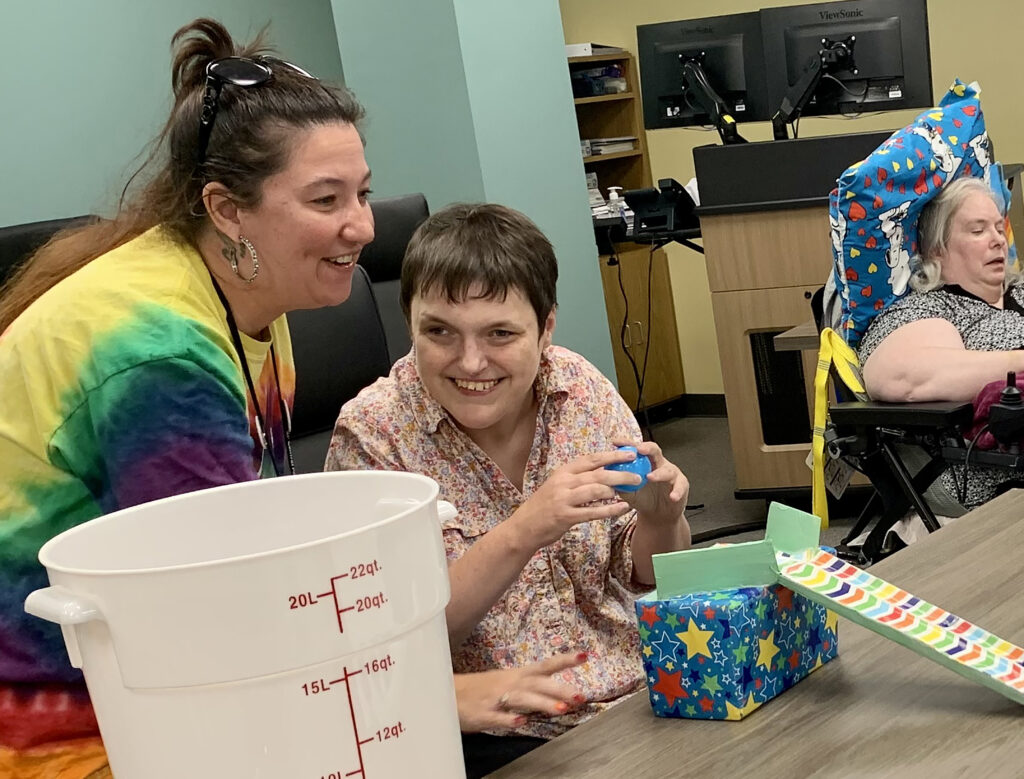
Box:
[910,176,1017,292]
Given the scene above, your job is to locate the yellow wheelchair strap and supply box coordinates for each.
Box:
[812,328,866,528]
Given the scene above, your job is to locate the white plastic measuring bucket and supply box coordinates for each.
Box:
[25,471,465,779]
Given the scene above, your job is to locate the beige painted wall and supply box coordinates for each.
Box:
[560,0,1024,394]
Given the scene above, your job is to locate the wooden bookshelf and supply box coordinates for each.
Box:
[574,92,637,105]
[569,52,685,409]
[568,52,634,65]
[582,149,643,164]
[571,53,650,194]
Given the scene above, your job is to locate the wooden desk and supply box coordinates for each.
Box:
[597,245,685,410]
[692,131,895,498]
[491,491,1024,778]
[774,320,819,353]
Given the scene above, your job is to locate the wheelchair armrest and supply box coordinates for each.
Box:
[830,400,974,430]
[941,447,1024,468]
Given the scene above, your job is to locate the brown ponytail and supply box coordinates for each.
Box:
[0,18,364,333]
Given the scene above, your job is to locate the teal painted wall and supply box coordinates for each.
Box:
[330,0,616,379]
[452,1,609,376]
[0,0,343,227]
[329,2,485,208]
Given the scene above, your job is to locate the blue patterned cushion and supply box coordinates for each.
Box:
[829,80,1014,346]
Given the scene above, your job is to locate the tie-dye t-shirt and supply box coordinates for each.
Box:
[0,226,294,777]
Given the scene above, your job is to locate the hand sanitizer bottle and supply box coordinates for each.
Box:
[608,186,634,235]
[607,187,626,220]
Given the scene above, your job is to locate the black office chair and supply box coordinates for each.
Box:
[287,193,430,471]
[356,193,429,363]
[0,216,95,284]
[287,264,391,473]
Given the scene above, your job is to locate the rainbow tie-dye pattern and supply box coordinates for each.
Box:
[0,226,294,776]
[778,548,1024,702]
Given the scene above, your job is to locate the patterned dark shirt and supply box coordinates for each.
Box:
[858,282,1024,508]
[859,283,1024,363]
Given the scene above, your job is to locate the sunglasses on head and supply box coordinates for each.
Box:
[195,55,315,168]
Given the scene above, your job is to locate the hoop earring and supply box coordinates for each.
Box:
[234,235,260,283]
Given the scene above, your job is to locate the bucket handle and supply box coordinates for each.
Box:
[376,498,458,524]
[437,500,457,523]
[25,586,104,668]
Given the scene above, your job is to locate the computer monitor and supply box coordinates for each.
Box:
[637,12,770,131]
[761,0,932,120]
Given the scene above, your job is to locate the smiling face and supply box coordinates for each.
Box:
[939,190,1008,302]
[234,121,374,313]
[410,284,555,437]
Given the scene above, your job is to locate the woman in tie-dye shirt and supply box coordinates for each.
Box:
[0,19,373,777]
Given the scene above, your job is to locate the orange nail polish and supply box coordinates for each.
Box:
[555,702,569,713]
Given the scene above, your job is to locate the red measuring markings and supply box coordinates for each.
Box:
[330,558,384,634]
[331,584,389,634]
[287,558,385,635]
[302,653,402,778]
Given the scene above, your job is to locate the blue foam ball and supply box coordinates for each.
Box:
[605,445,651,492]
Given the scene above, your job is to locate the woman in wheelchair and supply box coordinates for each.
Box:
[857,176,1020,508]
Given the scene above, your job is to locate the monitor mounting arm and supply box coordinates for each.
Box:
[679,54,747,146]
[772,35,857,141]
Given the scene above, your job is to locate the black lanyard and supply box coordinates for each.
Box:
[209,274,295,477]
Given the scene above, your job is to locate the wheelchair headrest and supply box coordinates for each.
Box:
[828,79,1016,346]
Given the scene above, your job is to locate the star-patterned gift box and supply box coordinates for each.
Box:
[635,583,839,720]
[646,503,1024,715]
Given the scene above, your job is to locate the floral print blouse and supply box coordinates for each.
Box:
[326,346,648,738]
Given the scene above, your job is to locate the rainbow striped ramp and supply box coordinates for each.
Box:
[777,547,1024,705]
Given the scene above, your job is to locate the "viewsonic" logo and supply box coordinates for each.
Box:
[818,8,865,20]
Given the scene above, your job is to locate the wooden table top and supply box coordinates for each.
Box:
[491,491,1024,778]
[773,319,819,352]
